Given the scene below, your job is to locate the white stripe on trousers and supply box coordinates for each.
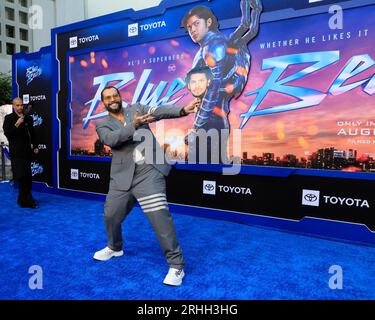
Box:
[143,205,168,213]
[139,196,166,206]
[138,193,168,213]
[141,201,168,210]
[138,193,166,202]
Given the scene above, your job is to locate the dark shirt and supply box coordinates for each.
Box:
[3,112,35,159]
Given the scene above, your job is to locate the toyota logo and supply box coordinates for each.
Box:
[304,194,317,202]
[205,184,215,191]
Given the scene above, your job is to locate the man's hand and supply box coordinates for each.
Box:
[133,111,157,129]
[15,116,24,128]
[182,98,201,115]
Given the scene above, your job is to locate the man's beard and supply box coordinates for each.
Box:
[105,101,122,114]
[192,92,205,100]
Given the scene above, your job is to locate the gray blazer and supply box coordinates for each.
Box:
[96,103,184,191]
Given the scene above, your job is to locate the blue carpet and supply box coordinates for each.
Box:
[0,182,374,300]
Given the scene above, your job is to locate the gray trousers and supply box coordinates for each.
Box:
[104,163,184,269]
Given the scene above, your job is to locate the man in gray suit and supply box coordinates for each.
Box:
[94,86,200,286]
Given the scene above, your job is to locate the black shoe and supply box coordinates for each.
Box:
[19,203,38,209]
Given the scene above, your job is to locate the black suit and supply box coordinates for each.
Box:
[3,112,37,207]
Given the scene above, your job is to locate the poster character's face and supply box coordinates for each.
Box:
[187,73,211,98]
[186,15,212,44]
[102,88,122,114]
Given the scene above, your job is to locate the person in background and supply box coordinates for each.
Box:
[3,97,39,208]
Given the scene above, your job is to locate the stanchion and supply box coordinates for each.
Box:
[1,142,6,181]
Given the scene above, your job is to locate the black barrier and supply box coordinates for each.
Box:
[0,143,6,181]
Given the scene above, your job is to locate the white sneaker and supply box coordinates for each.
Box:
[163,268,185,286]
[93,246,123,261]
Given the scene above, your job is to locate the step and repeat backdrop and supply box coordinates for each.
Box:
[12,47,53,187]
[13,0,375,243]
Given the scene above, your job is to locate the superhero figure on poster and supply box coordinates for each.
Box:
[182,0,262,162]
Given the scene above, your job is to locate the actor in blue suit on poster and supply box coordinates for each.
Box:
[182,0,262,162]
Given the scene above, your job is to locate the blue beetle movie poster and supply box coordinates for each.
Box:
[68,0,374,172]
